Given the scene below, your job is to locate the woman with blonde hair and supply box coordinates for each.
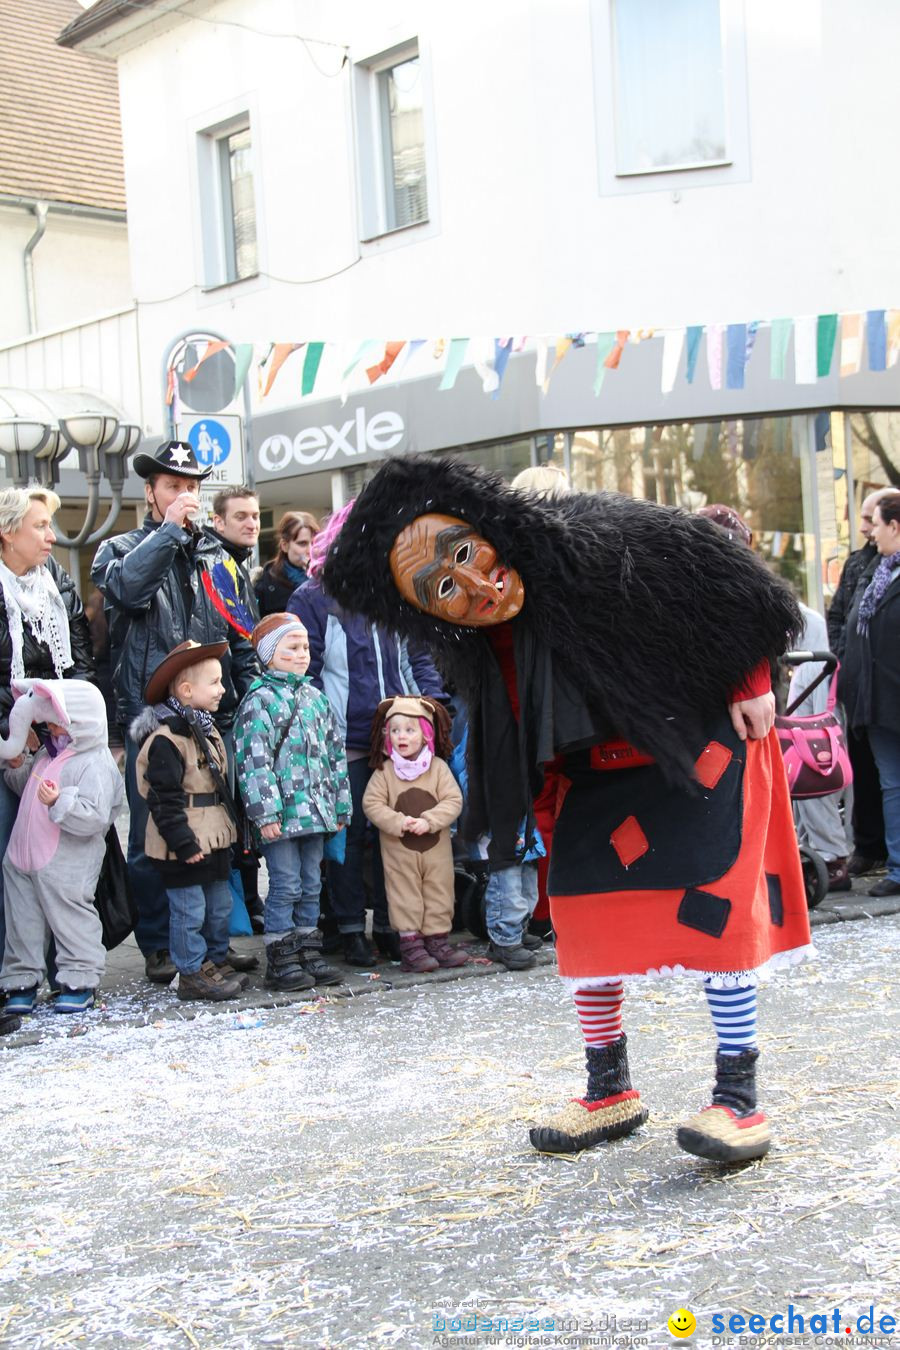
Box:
[255,510,321,617]
[0,487,94,992]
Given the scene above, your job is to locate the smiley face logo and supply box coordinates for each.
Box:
[668,1308,697,1338]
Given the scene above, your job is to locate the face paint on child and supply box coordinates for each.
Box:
[388,714,425,759]
[270,627,311,676]
[389,513,524,626]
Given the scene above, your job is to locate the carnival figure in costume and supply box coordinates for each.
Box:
[322,456,812,1165]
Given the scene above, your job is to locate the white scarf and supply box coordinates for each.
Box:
[0,559,73,681]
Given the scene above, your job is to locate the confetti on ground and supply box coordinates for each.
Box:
[0,918,897,1347]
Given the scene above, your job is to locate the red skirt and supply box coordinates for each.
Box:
[550,730,813,987]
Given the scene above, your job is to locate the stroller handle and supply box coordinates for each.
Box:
[782,650,837,672]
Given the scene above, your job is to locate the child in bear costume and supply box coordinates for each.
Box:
[363,695,464,972]
[0,679,124,1014]
[321,455,813,1166]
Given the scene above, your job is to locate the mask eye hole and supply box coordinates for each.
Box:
[437,575,455,600]
[453,542,472,566]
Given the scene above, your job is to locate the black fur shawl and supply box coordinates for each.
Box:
[322,455,801,786]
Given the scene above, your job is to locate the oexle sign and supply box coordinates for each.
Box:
[258,407,403,474]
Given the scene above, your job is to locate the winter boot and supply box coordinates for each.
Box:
[398,933,439,973]
[488,940,535,971]
[422,933,469,968]
[264,934,316,991]
[520,930,544,951]
[177,961,243,1002]
[0,1010,21,1036]
[225,945,259,973]
[826,857,851,892]
[52,987,96,1015]
[4,986,38,1015]
[676,1048,771,1164]
[342,931,377,967]
[297,929,342,985]
[373,930,403,962]
[530,1034,648,1154]
[212,961,250,990]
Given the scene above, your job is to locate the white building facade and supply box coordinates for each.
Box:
[5,0,900,606]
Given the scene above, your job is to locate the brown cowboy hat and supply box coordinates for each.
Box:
[144,639,227,705]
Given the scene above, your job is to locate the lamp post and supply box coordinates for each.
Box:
[0,387,141,547]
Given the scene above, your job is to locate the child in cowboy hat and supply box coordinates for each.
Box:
[131,640,244,1001]
[363,696,466,973]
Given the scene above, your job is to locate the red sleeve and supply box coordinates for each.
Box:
[730,658,772,702]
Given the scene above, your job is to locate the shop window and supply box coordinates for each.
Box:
[354,43,430,239]
[197,117,259,286]
[570,417,818,604]
[447,438,533,483]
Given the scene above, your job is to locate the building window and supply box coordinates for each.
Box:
[591,0,749,195]
[355,44,429,239]
[198,117,258,286]
[611,0,727,175]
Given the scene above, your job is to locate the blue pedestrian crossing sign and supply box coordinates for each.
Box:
[188,418,231,467]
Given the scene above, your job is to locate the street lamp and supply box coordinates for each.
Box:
[0,387,142,547]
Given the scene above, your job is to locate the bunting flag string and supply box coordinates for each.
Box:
[193,307,900,414]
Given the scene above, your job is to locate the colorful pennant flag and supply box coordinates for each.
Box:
[366,341,405,384]
[301,342,325,396]
[793,317,817,384]
[866,310,887,371]
[439,338,468,391]
[593,333,616,394]
[770,318,793,379]
[605,331,630,370]
[685,326,703,383]
[726,324,747,390]
[182,340,230,383]
[887,311,900,368]
[660,329,685,393]
[840,314,863,376]
[261,343,303,398]
[816,314,838,377]
[706,324,725,390]
[543,337,573,393]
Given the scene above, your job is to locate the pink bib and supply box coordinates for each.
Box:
[7,747,75,872]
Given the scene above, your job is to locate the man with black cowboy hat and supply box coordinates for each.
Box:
[91,441,259,985]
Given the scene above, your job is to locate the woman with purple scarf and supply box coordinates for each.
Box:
[838,490,900,897]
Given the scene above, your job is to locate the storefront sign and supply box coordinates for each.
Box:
[258,408,404,473]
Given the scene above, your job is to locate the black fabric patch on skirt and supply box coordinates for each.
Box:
[766,873,784,927]
[548,712,746,895]
[677,888,732,938]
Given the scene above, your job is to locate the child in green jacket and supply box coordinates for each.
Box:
[234,613,351,990]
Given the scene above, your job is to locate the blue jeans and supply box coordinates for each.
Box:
[326,758,390,934]
[866,726,900,881]
[0,773,20,963]
[485,862,538,947]
[125,735,170,956]
[167,878,232,974]
[262,833,325,934]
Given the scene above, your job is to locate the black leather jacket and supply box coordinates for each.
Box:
[0,556,95,737]
[91,514,259,729]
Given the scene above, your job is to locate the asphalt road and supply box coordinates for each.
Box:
[1,916,898,1350]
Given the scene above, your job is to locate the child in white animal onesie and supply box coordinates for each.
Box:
[0,679,124,1013]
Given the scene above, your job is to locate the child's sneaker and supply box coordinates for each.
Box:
[52,987,96,1015]
[5,987,38,1015]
